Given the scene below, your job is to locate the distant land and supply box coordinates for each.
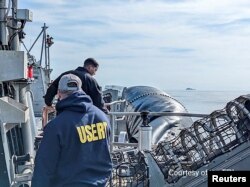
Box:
[186,88,196,90]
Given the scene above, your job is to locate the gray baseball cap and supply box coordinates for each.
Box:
[58,74,82,91]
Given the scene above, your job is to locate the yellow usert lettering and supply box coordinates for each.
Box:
[76,122,108,143]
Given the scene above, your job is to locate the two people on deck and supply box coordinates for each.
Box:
[32,58,112,187]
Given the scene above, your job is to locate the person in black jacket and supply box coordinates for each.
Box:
[32,74,112,187]
[44,58,108,113]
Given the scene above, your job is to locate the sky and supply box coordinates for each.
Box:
[19,0,250,91]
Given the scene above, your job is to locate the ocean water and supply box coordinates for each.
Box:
[165,90,250,114]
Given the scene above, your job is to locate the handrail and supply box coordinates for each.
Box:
[112,142,138,147]
[108,111,208,118]
[108,111,209,151]
[104,99,126,106]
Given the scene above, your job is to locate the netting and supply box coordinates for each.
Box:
[151,95,250,183]
[106,149,149,187]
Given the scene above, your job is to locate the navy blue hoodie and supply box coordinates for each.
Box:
[32,91,112,187]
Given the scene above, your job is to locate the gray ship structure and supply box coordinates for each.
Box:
[1,1,250,186]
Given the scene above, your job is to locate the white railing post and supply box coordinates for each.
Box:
[139,111,152,151]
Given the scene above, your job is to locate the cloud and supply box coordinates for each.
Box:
[19,0,250,91]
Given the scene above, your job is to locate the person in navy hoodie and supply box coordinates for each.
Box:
[32,73,112,187]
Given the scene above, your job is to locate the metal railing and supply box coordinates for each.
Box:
[107,104,209,152]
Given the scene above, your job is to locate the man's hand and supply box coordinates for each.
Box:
[42,105,55,128]
[45,105,55,113]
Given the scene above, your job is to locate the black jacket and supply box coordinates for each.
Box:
[44,67,107,113]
